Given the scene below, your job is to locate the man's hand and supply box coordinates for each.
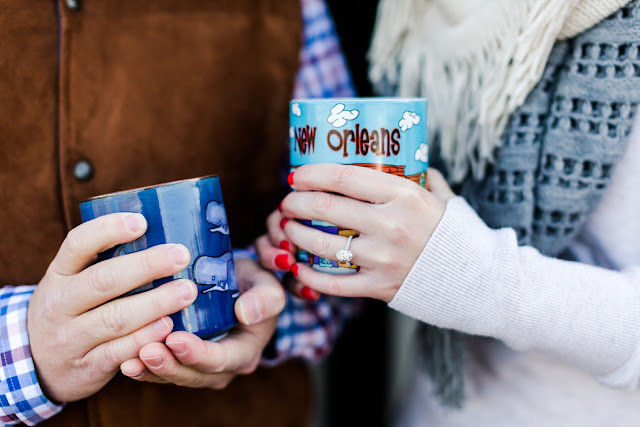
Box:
[119,258,286,389]
[28,213,198,402]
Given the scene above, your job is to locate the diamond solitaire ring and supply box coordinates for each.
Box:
[336,235,354,267]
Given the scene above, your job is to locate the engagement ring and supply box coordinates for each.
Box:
[336,235,354,267]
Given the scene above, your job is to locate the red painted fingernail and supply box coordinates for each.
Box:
[301,286,320,301]
[287,172,295,186]
[290,263,299,277]
[278,201,284,213]
[279,240,290,251]
[280,218,289,230]
[275,254,292,270]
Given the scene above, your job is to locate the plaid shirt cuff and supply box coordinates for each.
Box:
[262,294,361,366]
[0,286,64,425]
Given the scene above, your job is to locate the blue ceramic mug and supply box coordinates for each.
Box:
[290,98,428,274]
[79,175,238,340]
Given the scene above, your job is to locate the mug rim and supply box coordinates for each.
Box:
[291,97,426,103]
[80,174,219,203]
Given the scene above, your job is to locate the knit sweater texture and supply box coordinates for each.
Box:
[414,2,640,406]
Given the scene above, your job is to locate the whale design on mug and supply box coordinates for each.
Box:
[205,201,229,235]
[80,175,239,339]
[193,252,237,294]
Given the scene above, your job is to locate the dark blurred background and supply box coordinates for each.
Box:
[327,0,377,98]
[320,2,385,426]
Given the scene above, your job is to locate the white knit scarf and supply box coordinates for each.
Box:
[369,0,631,182]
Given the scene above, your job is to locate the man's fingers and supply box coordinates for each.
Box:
[84,316,174,377]
[234,265,285,325]
[62,244,191,315]
[120,358,169,384]
[137,342,235,389]
[165,321,274,376]
[72,279,197,348]
[51,213,147,276]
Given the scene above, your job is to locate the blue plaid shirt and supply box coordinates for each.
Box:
[0,0,354,424]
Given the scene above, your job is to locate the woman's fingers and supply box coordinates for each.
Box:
[283,272,320,301]
[255,235,296,272]
[253,236,320,300]
[266,210,296,254]
[281,191,377,232]
[282,220,370,267]
[291,263,373,299]
[290,163,412,204]
[426,168,456,202]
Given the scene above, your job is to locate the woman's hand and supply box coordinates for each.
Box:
[279,164,454,303]
[254,210,321,301]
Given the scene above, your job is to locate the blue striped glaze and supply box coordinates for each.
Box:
[80,176,238,339]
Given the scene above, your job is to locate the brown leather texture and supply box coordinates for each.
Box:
[1,0,310,425]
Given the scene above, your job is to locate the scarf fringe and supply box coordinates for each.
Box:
[369,0,579,182]
[418,326,467,408]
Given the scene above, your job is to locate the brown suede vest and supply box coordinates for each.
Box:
[0,0,311,425]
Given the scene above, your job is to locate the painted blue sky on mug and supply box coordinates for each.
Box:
[290,98,428,177]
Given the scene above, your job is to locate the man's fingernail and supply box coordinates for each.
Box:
[239,295,262,325]
[278,201,284,213]
[123,366,145,379]
[168,245,190,265]
[129,370,145,380]
[275,254,292,270]
[279,240,290,251]
[177,280,195,302]
[166,341,187,356]
[153,317,170,332]
[125,213,146,232]
[141,356,163,369]
[280,218,289,230]
[287,172,295,186]
[301,286,320,301]
[290,264,299,277]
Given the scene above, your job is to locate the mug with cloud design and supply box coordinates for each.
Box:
[79,175,239,340]
[289,97,428,274]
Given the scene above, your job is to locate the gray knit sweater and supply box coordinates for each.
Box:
[419,2,640,407]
